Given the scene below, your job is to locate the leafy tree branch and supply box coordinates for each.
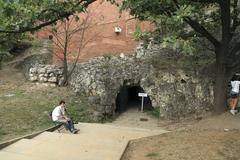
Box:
[0,0,97,33]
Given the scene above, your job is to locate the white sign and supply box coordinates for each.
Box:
[138,92,147,112]
[138,93,147,97]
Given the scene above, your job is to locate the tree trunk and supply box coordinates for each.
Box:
[63,34,69,86]
[63,54,68,85]
[213,65,228,114]
[213,0,231,114]
[213,49,228,114]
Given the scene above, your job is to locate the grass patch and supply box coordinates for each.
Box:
[67,97,94,123]
[146,108,161,119]
[146,53,215,70]
[146,152,159,158]
[0,82,94,142]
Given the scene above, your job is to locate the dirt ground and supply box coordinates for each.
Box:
[2,67,240,159]
[118,110,240,160]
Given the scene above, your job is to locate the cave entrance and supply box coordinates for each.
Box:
[115,85,152,113]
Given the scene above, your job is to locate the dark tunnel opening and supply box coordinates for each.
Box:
[115,86,153,113]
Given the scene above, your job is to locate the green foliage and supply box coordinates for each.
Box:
[0,1,96,66]
[133,26,149,40]
[162,35,198,55]
[0,33,33,66]
[147,50,215,71]
[103,53,113,60]
[0,51,11,69]
[146,108,160,119]
[133,26,142,40]
[120,0,225,54]
[67,97,94,123]
[0,0,92,33]
[146,152,159,158]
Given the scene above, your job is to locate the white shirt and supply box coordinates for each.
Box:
[231,80,240,93]
[52,105,65,121]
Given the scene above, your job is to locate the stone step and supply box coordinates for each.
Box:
[2,138,128,160]
[74,122,168,140]
[77,122,164,132]
[34,131,128,148]
[0,123,168,160]
[0,151,52,160]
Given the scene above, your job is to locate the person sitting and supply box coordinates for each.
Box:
[52,100,79,133]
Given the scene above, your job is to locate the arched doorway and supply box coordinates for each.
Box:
[115,85,152,113]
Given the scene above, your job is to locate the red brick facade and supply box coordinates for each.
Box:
[35,1,153,63]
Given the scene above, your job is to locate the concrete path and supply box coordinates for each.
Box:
[0,123,168,160]
[108,108,163,130]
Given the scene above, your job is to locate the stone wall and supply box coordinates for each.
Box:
[69,44,214,120]
[26,43,214,120]
[28,65,64,86]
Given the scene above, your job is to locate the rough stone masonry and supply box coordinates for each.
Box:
[29,64,64,87]
[69,44,214,120]
[28,43,214,120]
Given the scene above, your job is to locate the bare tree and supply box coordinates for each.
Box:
[49,12,101,85]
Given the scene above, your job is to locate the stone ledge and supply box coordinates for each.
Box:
[28,65,64,86]
[0,125,61,150]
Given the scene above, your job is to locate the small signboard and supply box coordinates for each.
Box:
[138,93,147,97]
[138,92,148,112]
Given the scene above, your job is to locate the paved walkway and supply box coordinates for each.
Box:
[0,123,168,160]
[109,108,163,130]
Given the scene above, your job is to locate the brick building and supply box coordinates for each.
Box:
[35,0,153,62]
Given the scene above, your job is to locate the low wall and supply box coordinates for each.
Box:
[28,64,64,86]
[0,125,61,150]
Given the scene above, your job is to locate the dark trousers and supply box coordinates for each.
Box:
[55,118,75,132]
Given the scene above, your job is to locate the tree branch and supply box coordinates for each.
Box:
[227,48,240,71]
[0,15,69,33]
[190,0,219,3]
[0,0,96,33]
[67,25,86,78]
[172,0,221,48]
[230,41,240,55]
[184,17,221,48]
[49,29,65,48]
[231,0,240,34]
[220,0,231,45]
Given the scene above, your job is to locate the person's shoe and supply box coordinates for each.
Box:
[71,129,79,134]
[230,109,235,115]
